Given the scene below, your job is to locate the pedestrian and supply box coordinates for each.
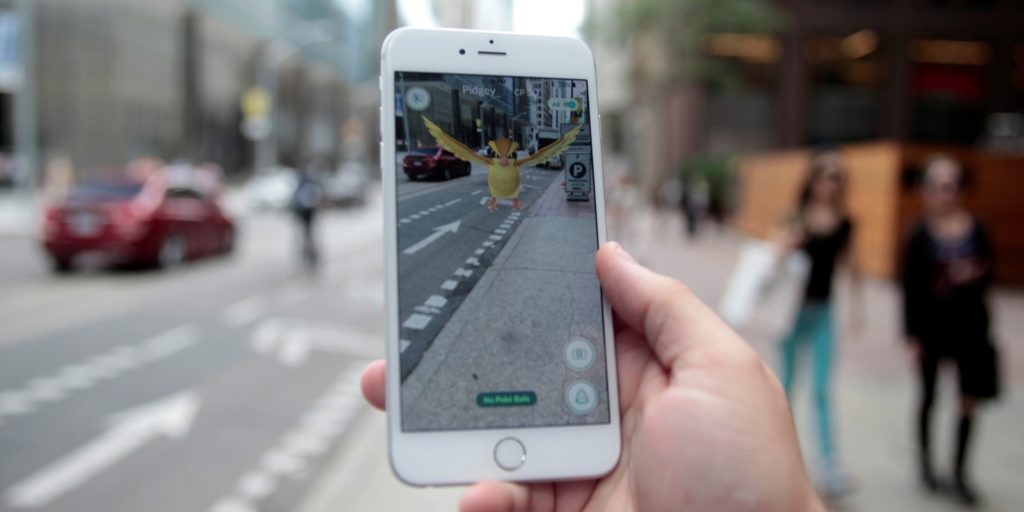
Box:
[903,154,999,506]
[290,161,325,269]
[361,242,828,512]
[774,149,862,499]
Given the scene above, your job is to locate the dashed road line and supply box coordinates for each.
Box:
[208,366,364,512]
[0,325,200,427]
[398,198,461,227]
[224,296,270,328]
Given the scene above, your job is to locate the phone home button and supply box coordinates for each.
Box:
[493,437,526,471]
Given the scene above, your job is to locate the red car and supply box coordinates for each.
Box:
[403,146,471,181]
[41,174,235,272]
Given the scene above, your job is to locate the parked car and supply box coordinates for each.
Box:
[403,146,470,181]
[243,166,298,210]
[41,172,235,272]
[324,161,369,207]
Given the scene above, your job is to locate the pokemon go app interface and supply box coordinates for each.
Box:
[394,72,609,432]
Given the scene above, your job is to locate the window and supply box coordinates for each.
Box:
[805,30,885,144]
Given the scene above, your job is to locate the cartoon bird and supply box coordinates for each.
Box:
[422,116,581,211]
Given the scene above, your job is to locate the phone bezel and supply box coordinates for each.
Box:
[381,27,620,486]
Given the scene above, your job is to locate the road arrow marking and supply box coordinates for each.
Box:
[250,318,381,368]
[5,392,200,508]
[402,220,461,255]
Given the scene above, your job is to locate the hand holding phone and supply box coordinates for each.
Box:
[364,243,823,511]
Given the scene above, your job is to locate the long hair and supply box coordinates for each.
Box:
[797,149,847,215]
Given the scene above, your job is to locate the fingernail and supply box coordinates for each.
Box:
[613,242,638,265]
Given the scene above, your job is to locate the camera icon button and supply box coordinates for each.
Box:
[564,337,596,371]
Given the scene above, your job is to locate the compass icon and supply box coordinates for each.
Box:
[405,86,431,112]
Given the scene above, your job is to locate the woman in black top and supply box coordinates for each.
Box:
[903,155,997,506]
[776,150,862,499]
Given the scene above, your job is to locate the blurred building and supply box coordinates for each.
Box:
[3,0,391,183]
[702,0,1024,151]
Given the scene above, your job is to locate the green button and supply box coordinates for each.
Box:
[477,391,537,408]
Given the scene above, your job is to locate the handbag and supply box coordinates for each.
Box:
[719,239,809,334]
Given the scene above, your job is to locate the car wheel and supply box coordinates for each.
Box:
[406,173,417,181]
[444,168,452,181]
[51,256,73,274]
[158,234,186,269]
[464,163,471,177]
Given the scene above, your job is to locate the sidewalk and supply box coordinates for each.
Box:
[302,203,1024,511]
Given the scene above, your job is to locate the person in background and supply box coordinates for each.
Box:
[775,149,862,499]
[903,155,999,506]
[290,161,326,269]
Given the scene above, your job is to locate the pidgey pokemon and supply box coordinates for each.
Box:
[422,116,581,211]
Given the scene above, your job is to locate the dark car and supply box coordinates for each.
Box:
[41,174,234,272]
[403,146,470,181]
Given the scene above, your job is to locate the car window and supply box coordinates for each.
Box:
[67,183,143,202]
[165,188,205,201]
[410,147,437,155]
[442,150,454,157]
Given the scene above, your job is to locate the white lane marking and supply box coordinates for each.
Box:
[489,235,501,241]
[465,257,480,266]
[0,325,200,426]
[237,471,276,501]
[474,248,484,255]
[402,314,432,330]
[223,296,270,328]
[278,285,309,306]
[400,339,412,353]
[24,378,65,403]
[414,305,440,314]
[402,220,461,255]
[483,241,494,247]
[454,268,473,278]
[0,392,33,416]
[471,190,483,195]
[495,229,507,235]
[399,199,462,228]
[424,295,448,308]
[4,392,200,508]
[479,197,489,205]
[250,318,380,367]
[207,366,363,512]
[209,498,255,512]
[440,280,458,291]
[260,449,305,477]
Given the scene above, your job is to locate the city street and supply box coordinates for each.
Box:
[395,161,560,379]
[0,195,386,512]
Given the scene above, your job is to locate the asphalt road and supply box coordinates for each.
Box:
[394,163,560,379]
[0,197,385,512]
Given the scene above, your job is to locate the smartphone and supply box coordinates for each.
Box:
[380,28,619,486]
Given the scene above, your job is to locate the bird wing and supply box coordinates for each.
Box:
[517,124,583,167]
[422,116,492,165]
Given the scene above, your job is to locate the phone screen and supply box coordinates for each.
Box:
[393,71,609,432]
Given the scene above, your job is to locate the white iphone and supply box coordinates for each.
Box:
[380,27,619,485]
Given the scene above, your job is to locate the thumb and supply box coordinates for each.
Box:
[595,242,747,372]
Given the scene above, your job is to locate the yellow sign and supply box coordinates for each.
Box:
[241,87,270,119]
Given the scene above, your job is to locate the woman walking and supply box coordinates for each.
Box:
[776,150,862,499]
[903,155,999,506]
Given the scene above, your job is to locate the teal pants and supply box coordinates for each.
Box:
[779,302,836,469]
